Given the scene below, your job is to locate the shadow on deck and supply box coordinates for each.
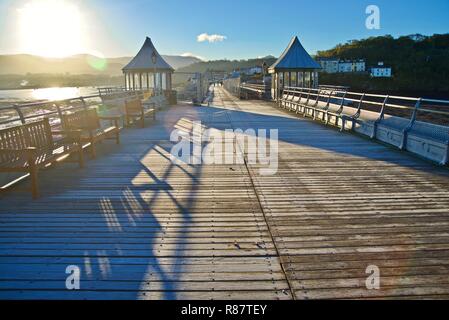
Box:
[0,90,449,299]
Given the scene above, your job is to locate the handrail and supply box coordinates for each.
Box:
[282,86,449,120]
[0,95,100,127]
[0,88,146,129]
[239,82,271,100]
[319,84,350,91]
[240,83,270,92]
[279,86,449,164]
[0,94,99,111]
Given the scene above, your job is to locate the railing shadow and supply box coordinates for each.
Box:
[0,101,448,299]
[203,103,449,178]
[0,108,207,299]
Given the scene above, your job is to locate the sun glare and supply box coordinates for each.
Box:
[32,87,81,101]
[18,0,86,58]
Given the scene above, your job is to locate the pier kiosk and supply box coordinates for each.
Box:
[123,37,176,103]
[269,36,321,101]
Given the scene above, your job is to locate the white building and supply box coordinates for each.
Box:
[338,59,366,73]
[236,66,263,76]
[317,58,365,73]
[370,62,392,78]
[353,59,366,72]
[317,58,339,73]
[338,61,353,73]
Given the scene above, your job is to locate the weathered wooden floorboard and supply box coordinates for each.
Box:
[0,86,448,299]
[0,95,290,300]
[214,87,449,300]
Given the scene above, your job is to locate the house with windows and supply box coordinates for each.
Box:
[317,57,339,73]
[338,59,366,73]
[239,66,263,76]
[370,62,392,78]
[316,58,365,73]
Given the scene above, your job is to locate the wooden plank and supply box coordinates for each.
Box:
[0,96,291,299]
[215,87,449,300]
[0,86,448,300]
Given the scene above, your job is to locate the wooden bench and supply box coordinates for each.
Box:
[125,99,156,128]
[0,118,84,199]
[62,108,121,159]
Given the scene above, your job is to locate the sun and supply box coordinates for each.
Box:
[18,0,86,58]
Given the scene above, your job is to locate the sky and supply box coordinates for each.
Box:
[0,0,448,60]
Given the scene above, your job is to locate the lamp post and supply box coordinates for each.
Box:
[262,61,267,84]
[151,50,157,95]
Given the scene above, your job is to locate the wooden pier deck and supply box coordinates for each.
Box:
[1,86,449,299]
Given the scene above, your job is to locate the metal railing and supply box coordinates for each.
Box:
[239,82,271,99]
[318,84,350,91]
[280,86,449,164]
[97,86,127,96]
[97,87,150,99]
[0,88,150,130]
[0,94,102,129]
[240,83,269,93]
[281,86,449,126]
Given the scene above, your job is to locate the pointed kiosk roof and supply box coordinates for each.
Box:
[269,36,321,73]
[123,37,174,73]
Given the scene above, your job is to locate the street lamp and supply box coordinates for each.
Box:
[262,61,268,85]
[151,50,157,95]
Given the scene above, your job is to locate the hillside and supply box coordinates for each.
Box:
[177,56,277,73]
[0,54,201,76]
[316,34,449,96]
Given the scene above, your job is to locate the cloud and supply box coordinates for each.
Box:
[197,33,227,43]
[181,52,205,61]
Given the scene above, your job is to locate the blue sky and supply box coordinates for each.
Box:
[0,0,448,60]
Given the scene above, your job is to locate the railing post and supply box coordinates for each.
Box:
[80,97,88,111]
[326,91,333,107]
[354,93,365,119]
[295,90,303,114]
[350,93,365,131]
[14,105,26,124]
[313,90,321,120]
[400,98,422,150]
[335,92,347,126]
[55,103,63,127]
[371,95,389,139]
[303,88,312,117]
[289,88,295,111]
[322,91,333,121]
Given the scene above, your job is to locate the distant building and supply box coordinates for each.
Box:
[353,59,366,72]
[316,58,365,73]
[370,62,392,78]
[338,59,366,73]
[317,57,339,73]
[235,66,263,76]
[338,60,353,73]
